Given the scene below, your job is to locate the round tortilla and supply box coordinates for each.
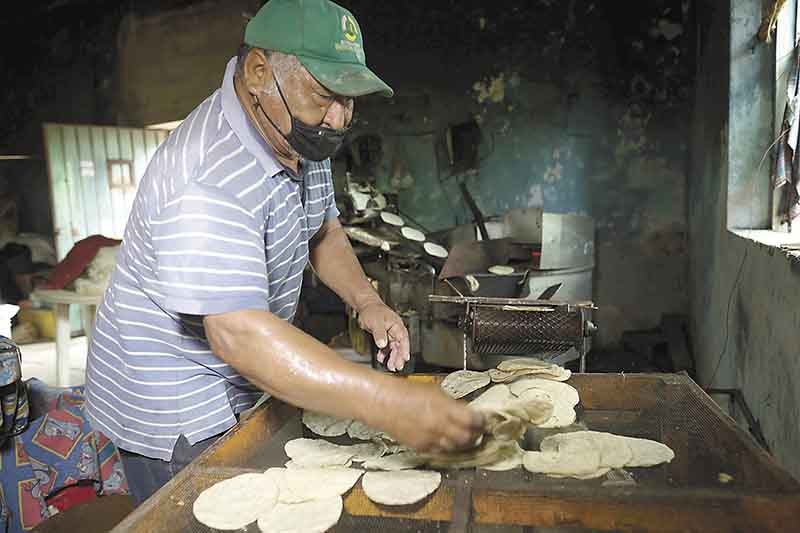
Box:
[488,265,515,275]
[193,473,278,530]
[284,438,354,468]
[265,467,363,503]
[350,442,386,463]
[468,384,514,412]
[619,435,675,466]
[362,451,425,471]
[302,411,352,437]
[423,242,449,258]
[256,496,342,533]
[380,211,405,227]
[488,366,569,383]
[347,420,383,441]
[400,226,426,242]
[539,431,673,468]
[497,358,554,372]
[518,386,576,428]
[540,432,630,469]
[441,370,490,399]
[523,437,604,479]
[362,470,442,506]
[510,378,580,407]
[480,441,524,471]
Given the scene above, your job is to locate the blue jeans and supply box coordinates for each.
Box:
[119,435,217,506]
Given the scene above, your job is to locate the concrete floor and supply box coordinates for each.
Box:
[19,336,89,387]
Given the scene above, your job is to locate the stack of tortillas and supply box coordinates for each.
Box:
[423,384,554,470]
[441,370,491,399]
[434,360,674,476]
[522,430,675,479]
[192,466,360,532]
[283,436,442,508]
[302,411,353,437]
[488,358,572,383]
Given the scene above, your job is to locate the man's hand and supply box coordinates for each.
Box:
[357,301,410,371]
[376,381,485,453]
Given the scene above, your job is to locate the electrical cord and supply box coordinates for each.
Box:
[706,246,748,387]
[704,112,791,388]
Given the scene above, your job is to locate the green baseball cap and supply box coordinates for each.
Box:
[244,0,394,98]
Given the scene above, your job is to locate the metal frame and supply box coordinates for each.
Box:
[429,294,596,372]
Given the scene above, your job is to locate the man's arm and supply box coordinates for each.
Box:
[309,217,410,371]
[203,309,483,452]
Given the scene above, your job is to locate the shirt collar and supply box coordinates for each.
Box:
[220,57,283,178]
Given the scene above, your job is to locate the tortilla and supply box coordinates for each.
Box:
[504,395,555,426]
[441,370,490,399]
[350,442,387,463]
[400,227,426,242]
[523,437,605,479]
[347,420,383,441]
[468,384,514,410]
[497,358,555,372]
[302,411,352,437]
[423,436,517,469]
[362,451,426,471]
[423,242,449,258]
[488,265,515,275]
[265,467,363,504]
[362,470,442,506]
[488,366,569,383]
[383,443,410,455]
[284,438,354,468]
[541,432,631,469]
[619,435,675,467]
[480,441,524,471]
[193,473,278,530]
[510,378,580,407]
[256,496,343,533]
[529,431,674,478]
[380,211,405,227]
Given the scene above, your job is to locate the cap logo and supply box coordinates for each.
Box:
[342,14,358,42]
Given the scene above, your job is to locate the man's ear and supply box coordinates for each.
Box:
[244,48,273,95]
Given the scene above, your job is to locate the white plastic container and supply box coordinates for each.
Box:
[0,304,20,338]
[525,264,594,302]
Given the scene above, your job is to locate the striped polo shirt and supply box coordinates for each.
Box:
[85,58,339,460]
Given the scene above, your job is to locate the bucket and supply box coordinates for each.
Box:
[524,264,594,302]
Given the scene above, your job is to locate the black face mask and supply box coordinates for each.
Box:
[254,75,350,162]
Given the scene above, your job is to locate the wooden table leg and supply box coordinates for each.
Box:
[81,304,97,344]
[54,302,71,388]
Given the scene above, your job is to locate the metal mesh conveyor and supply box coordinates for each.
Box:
[112,374,799,533]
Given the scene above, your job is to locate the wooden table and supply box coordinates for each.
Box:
[112,374,800,533]
[31,289,102,387]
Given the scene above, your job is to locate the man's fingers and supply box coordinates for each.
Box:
[387,322,411,362]
[374,333,388,349]
[389,346,405,372]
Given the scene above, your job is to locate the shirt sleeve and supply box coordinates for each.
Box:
[323,189,340,221]
[321,161,340,221]
[150,182,269,315]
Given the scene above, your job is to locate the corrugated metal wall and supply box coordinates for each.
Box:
[43,123,169,260]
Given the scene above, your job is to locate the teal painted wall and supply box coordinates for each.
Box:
[690,0,800,480]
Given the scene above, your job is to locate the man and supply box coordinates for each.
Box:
[85,0,484,505]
